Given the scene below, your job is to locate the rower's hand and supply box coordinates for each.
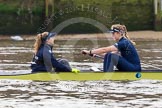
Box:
[81,50,94,57]
[81,50,89,55]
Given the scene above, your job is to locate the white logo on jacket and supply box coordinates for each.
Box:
[115,43,118,46]
[49,50,52,53]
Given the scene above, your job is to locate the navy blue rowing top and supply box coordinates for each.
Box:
[31,44,72,72]
[114,37,141,66]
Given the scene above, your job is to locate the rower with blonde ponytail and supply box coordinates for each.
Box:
[82,24,141,72]
[111,24,136,45]
[31,32,78,73]
[34,32,48,54]
[121,25,136,45]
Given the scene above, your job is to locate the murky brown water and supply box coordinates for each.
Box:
[0,39,162,71]
[0,38,162,108]
[0,80,162,108]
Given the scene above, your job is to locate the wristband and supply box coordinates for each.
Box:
[90,50,92,54]
[89,50,93,57]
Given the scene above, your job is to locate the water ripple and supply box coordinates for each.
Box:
[0,80,162,108]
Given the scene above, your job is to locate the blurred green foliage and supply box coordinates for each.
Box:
[0,0,44,34]
[53,0,154,34]
[0,0,159,34]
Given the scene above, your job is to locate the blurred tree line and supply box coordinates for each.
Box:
[0,0,161,35]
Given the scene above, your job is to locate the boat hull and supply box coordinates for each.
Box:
[0,72,162,81]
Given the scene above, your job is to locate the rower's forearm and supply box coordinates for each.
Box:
[91,47,109,55]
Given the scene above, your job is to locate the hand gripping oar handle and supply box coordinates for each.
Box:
[82,51,104,59]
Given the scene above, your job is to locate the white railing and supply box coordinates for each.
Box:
[161,0,162,10]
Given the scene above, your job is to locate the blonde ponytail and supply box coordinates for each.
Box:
[122,25,136,45]
[111,24,136,45]
[34,32,49,54]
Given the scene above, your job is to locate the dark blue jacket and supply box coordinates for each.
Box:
[31,44,72,72]
[114,37,141,71]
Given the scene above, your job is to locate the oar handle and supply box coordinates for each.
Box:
[81,51,104,59]
[82,50,93,57]
[93,54,104,59]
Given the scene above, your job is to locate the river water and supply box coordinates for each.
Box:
[0,38,162,108]
[0,80,162,108]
